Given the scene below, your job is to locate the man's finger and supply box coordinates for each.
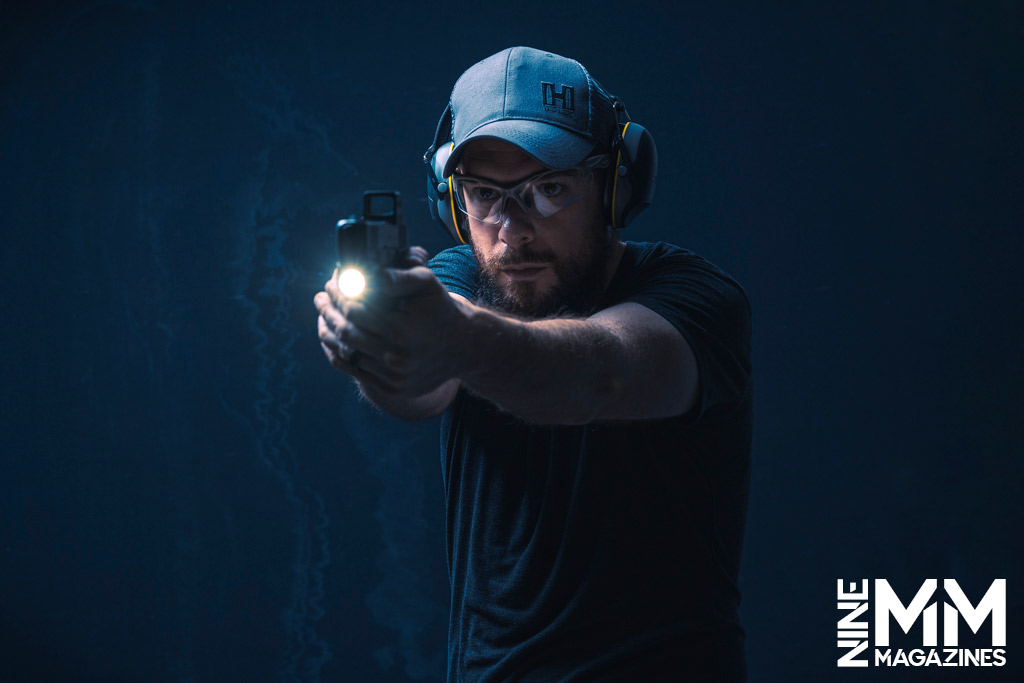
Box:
[337,317,393,362]
[344,301,392,337]
[327,341,405,390]
[321,341,344,367]
[318,315,342,350]
[316,290,355,338]
[314,291,334,317]
[347,350,404,386]
[317,296,348,338]
[377,266,438,298]
[322,341,360,376]
[400,246,430,268]
[325,274,346,309]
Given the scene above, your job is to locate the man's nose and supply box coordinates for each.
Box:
[496,199,535,247]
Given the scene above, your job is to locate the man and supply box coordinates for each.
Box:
[315,46,752,682]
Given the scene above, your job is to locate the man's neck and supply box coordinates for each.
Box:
[602,240,627,293]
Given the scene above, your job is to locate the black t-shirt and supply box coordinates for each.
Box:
[428,241,753,682]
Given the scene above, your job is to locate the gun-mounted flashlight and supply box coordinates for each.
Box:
[335,191,407,300]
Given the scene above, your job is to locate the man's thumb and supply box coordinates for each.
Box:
[382,266,436,298]
[399,246,430,268]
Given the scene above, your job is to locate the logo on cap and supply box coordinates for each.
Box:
[541,82,574,113]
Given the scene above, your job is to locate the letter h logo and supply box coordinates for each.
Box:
[542,82,574,111]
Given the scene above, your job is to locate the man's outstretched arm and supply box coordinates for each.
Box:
[452,297,698,425]
[317,261,698,425]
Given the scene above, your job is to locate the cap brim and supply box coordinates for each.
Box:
[442,119,595,177]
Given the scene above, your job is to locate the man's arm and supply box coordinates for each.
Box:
[453,297,698,425]
[317,264,699,425]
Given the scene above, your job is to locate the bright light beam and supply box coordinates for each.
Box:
[337,268,366,298]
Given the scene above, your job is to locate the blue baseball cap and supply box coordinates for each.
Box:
[442,46,618,178]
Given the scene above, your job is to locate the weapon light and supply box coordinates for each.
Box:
[335,191,406,300]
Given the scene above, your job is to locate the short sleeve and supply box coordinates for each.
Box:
[428,245,479,299]
[620,243,752,421]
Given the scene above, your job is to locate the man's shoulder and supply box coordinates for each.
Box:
[429,243,475,266]
[623,240,710,267]
[619,241,742,289]
[614,240,751,319]
[428,244,478,299]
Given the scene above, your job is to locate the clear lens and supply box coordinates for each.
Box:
[453,157,607,224]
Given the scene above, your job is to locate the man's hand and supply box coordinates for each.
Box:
[314,246,466,399]
[316,244,703,425]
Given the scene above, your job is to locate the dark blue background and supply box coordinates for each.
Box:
[2,1,1021,681]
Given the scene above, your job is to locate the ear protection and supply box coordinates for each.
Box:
[423,98,657,244]
[424,105,472,244]
[605,100,658,231]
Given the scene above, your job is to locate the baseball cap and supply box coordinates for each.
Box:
[442,46,618,178]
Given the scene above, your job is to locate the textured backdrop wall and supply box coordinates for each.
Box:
[2,2,1021,681]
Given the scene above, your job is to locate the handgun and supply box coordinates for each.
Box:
[335,191,408,300]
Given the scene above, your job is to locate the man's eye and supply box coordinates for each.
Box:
[473,187,498,201]
[539,182,564,197]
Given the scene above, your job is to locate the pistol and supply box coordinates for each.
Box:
[335,191,408,300]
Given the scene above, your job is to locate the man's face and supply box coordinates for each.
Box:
[458,139,614,318]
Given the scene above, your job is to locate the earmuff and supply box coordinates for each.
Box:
[606,100,658,230]
[423,98,657,244]
[424,105,470,244]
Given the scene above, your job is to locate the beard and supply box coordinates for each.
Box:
[473,224,615,319]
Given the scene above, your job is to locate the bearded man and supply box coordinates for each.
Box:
[315,46,753,682]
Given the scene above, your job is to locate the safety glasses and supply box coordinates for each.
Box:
[453,154,609,224]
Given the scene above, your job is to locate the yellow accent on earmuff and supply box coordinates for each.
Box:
[448,175,467,244]
[444,142,469,244]
[610,122,630,229]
